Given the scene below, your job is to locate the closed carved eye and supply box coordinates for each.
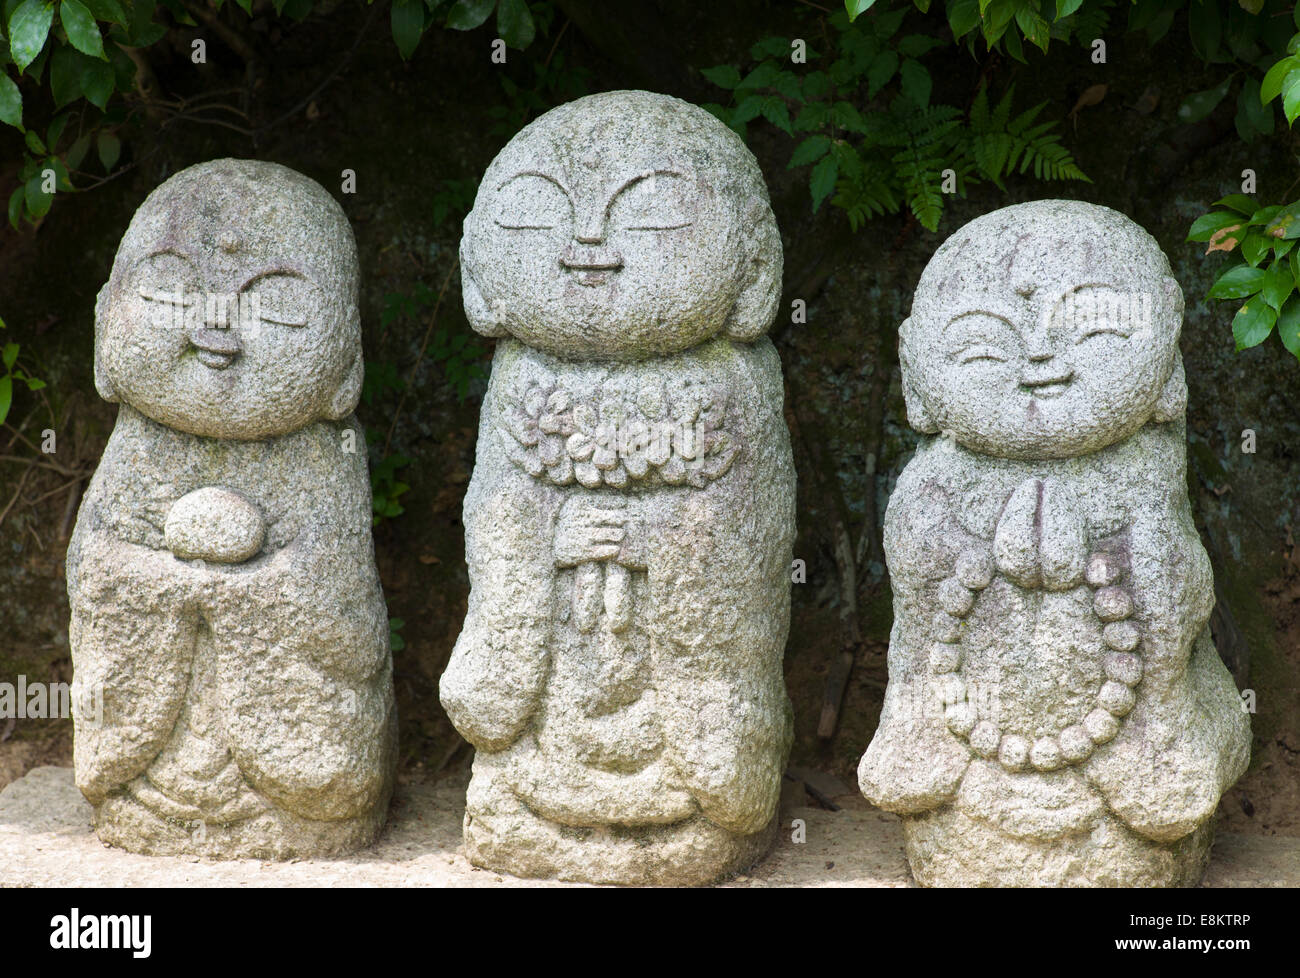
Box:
[1058,285,1140,343]
[946,311,1018,363]
[134,251,201,306]
[243,271,319,327]
[609,171,693,231]
[494,172,572,230]
[957,345,1010,364]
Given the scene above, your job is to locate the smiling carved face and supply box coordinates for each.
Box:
[96,159,361,440]
[461,91,781,360]
[901,200,1186,460]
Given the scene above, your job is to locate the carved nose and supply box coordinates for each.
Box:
[189,324,241,356]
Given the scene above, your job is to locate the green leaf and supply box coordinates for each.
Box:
[46,111,68,148]
[1208,263,1265,299]
[733,94,763,123]
[1213,194,1256,215]
[1278,294,1300,358]
[96,128,119,170]
[1188,0,1220,62]
[1232,297,1276,349]
[445,0,493,29]
[700,64,741,90]
[0,375,11,425]
[2,341,17,369]
[1249,204,1282,227]
[25,172,51,217]
[0,71,21,128]
[1178,76,1231,123]
[60,0,105,58]
[79,53,112,108]
[947,0,979,38]
[866,49,898,97]
[1014,6,1050,53]
[81,0,126,24]
[1284,69,1300,125]
[899,58,930,107]
[390,0,424,60]
[1260,56,1296,103]
[793,101,829,131]
[749,37,791,61]
[809,151,838,212]
[1262,259,1294,310]
[898,34,940,58]
[1055,0,1083,17]
[7,186,22,229]
[497,0,534,49]
[1187,211,1244,242]
[48,45,81,107]
[8,0,53,73]
[1235,76,1273,140]
[1265,202,1300,240]
[23,126,42,152]
[1241,232,1270,266]
[65,130,90,168]
[761,96,793,135]
[789,134,831,168]
[845,0,877,20]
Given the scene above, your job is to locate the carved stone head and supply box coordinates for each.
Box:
[460,90,782,361]
[900,200,1186,460]
[94,159,362,440]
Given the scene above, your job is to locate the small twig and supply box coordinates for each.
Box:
[0,458,36,528]
[183,0,258,63]
[27,475,85,508]
[0,454,84,477]
[543,17,571,68]
[253,0,380,133]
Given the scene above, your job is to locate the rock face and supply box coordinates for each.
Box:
[858,200,1251,887]
[441,90,796,885]
[68,159,396,859]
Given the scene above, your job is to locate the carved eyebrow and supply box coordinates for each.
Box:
[946,309,1017,331]
[496,170,573,200]
[238,266,314,292]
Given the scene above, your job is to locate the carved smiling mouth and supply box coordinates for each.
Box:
[189,328,241,370]
[1020,372,1074,399]
[560,253,624,287]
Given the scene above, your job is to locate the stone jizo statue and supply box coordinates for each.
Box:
[69,159,396,859]
[858,199,1250,887]
[441,90,796,885]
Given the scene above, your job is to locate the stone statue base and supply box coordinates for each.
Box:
[95,790,391,861]
[902,807,1213,888]
[461,754,775,886]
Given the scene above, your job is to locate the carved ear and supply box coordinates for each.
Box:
[93,283,118,403]
[327,348,364,421]
[899,319,939,434]
[724,204,782,342]
[1152,355,1186,424]
[461,238,509,339]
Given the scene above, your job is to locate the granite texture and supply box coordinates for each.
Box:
[858,200,1251,886]
[441,91,796,885]
[67,159,396,859]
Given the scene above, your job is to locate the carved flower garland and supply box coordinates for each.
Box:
[500,382,741,488]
